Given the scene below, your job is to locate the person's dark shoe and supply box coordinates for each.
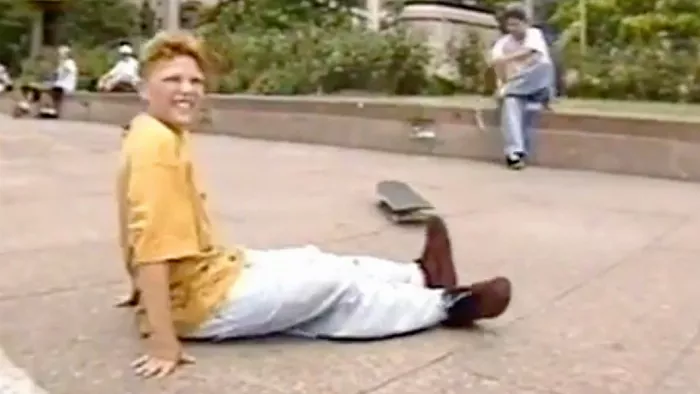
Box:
[442,276,512,327]
[505,153,525,170]
[414,215,457,289]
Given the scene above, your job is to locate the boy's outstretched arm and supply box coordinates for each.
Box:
[131,262,194,379]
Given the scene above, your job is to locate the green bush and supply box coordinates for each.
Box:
[0,0,139,73]
[445,31,496,95]
[72,45,114,90]
[18,45,116,91]
[201,24,435,95]
[15,13,700,102]
[562,40,700,103]
[0,0,33,73]
[7,0,700,102]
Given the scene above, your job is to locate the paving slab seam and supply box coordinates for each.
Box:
[356,351,454,394]
[0,238,118,257]
[512,191,699,220]
[0,191,112,207]
[323,227,394,245]
[213,374,288,394]
[647,320,700,394]
[0,280,121,305]
[0,239,116,256]
[357,349,565,394]
[654,245,700,254]
[652,216,700,249]
[215,212,392,239]
[311,205,491,246]
[503,216,689,329]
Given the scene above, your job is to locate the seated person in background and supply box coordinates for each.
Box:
[490,5,554,170]
[98,44,140,92]
[0,63,13,93]
[14,45,78,119]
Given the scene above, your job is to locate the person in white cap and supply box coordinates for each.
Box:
[13,45,78,118]
[97,43,140,92]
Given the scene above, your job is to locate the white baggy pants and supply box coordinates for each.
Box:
[188,245,449,340]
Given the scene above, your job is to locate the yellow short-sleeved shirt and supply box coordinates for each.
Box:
[117,113,243,337]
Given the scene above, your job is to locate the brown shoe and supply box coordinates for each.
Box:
[415,215,457,288]
[442,276,512,327]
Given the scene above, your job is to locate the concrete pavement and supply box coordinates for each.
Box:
[1,115,700,394]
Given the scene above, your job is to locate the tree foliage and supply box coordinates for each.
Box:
[0,0,138,71]
[0,0,34,69]
[60,0,140,48]
[199,23,436,94]
[551,0,700,48]
[2,0,700,101]
[199,0,362,33]
[477,0,700,49]
[195,0,700,100]
[195,0,444,95]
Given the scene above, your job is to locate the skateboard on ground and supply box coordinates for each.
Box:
[376,180,434,223]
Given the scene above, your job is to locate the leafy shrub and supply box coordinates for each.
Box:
[0,0,33,72]
[0,0,139,73]
[445,31,496,95]
[72,45,114,90]
[67,26,700,103]
[201,24,435,95]
[12,0,700,103]
[18,45,117,91]
[562,39,700,103]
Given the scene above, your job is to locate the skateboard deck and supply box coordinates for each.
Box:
[376,180,434,223]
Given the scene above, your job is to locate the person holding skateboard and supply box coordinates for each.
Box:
[117,31,512,379]
[490,4,554,169]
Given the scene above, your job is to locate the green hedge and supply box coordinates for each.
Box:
[18,45,113,91]
[41,25,700,103]
[561,42,700,102]
[7,0,700,102]
[201,25,438,95]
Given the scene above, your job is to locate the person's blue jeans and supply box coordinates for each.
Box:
[522,101,542,156]
[499,61,553,158]
[500,97,542,157]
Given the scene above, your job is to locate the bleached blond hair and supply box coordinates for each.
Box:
[139,30,210,78]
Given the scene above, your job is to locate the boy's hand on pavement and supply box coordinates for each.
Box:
[132,336,194,379]
[131,351,195,379]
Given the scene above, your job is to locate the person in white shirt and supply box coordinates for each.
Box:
[489,5,554,170]
[97,44,140,92]
[0,63,13,93]
[53,45,78,94]
[14,45,78,119]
